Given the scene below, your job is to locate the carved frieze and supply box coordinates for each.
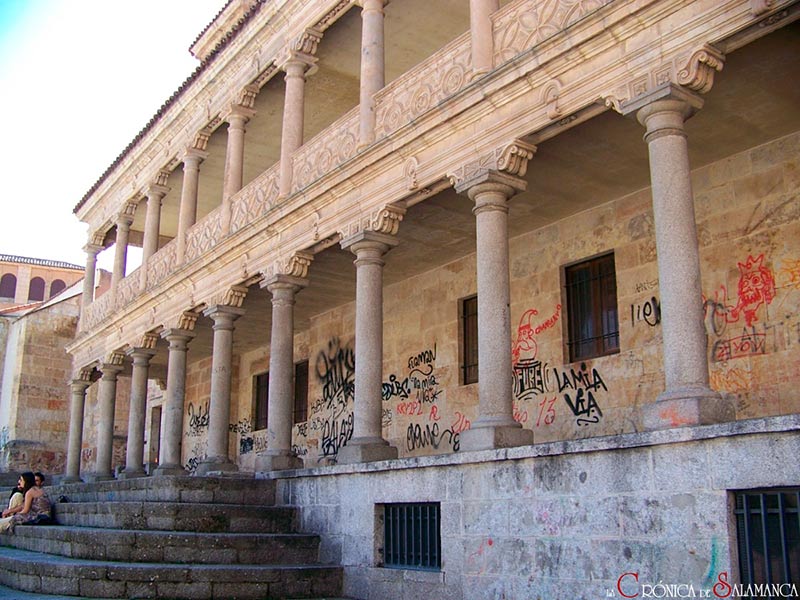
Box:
[316,0,354,32]
[146,240,178,291]
[292,110,359,194]
[231,166,280,233]
[185,208,223,262]
[340,203,406,239]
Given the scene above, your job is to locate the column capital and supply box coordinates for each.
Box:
[182,146,209,166]
[223,103,257,126]
[84,241,104,256]
[70,378,92,392]
[355,0,389,8]
[448,140,535,193]
[126,346,157,363]
[160,327,196,349]
[145,183,170,201]
[117,210,135,229]
[340,229,399,256]
[99,361,124,379]
[202,304,246,328]
[621,82,704,124]
[261,273,309,295]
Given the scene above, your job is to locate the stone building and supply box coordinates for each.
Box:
[64,0,799,597]
[0,255,84,312]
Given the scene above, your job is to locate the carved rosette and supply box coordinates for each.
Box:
[448,140,537,189]
[677,44,725,94]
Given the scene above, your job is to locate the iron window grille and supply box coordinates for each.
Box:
[293,360,309,424]
[565,253,619,362]
[735,489,800,587]
[254,372,269,431]
[461,295,478,385]
[383,502,441,571]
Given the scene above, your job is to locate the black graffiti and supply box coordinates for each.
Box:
[382,374,410,402]
[513,359,552,401]
[228,418,252,434]
[406,422,459,452]
[407,344,437,370]
[291,444,308,457]
[316,337,355,417]
[554,363,606,426]
[630,296,661,327]
[239,437,254,455]
[321,412,354,459]
[296,421,309,437]
[186,402,210,437]
[186,455,201,474]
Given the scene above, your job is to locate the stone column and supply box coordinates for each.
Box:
[196,304,245,475]
[81,243,102,308]
[470,0,499,76]
[95,359,124,481]
[142,183,169,265]
[153,324,196,476]
[111,213,133,291]
[338,231,398,463]
[358,0,386,147]
[278,35,319,196]
[64,378,91,483]
[220,106,255,234]
[255,274,308,472]
[176,147,207,262]
[120,345,156,479]
[623,83,732,429]
[456,171,533,452]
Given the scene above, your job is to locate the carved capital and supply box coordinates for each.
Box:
[278,28,322,74]
[223,103,257,125]
[677,44,725,94]
[291,27,323,56]
[176,310,201,331]
[339,203,405,239]
[121,200,138,219]
[138,331,160,350]
[282,251,314,279]
[145,182,170,201]
[191,129,211,152]
[89,229,106,248]
[237,84,259,109]
[155,169,171,188]
[448,140,536,191]
[73,366,95,384]
[217,285,249,308]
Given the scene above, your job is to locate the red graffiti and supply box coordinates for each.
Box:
[732,254,775,327]
[451,411,471,434]
[429,405,440,421]
[512,304,562,365]
[536,396,556,427]
[512,403,528,424]
[396,401,423,416]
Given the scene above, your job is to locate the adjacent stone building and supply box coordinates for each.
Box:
[66,0,800,597]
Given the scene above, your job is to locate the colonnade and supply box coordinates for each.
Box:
[66,2,732,481]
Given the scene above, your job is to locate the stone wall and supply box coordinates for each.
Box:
[269,416,800,600]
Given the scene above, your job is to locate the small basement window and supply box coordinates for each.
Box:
[383,502,441,571]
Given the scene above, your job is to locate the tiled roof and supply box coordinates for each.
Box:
[0,254,84,270]
[73,0,266,215]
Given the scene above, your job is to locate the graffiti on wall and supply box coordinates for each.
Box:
[308,337,355,461]
[511,305,561,364]
[185,439,206,474]
[630,296,661,328]
[554,363,606,426]
[229,418,253,455]
[186,401,209,437]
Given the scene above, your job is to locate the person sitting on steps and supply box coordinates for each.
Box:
[0,472,52,532]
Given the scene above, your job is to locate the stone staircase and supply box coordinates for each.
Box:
[0,477,343,599]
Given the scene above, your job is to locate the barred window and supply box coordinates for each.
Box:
[253,372,269,431]
[293,361,309,424]
[461,295,478,385]
[383,503,441,571]
[735,488,800,586]
[565,253,619,362]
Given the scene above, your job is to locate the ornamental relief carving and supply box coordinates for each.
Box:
[677,44,725,94]
[493,0,614,65]
[115,273,141,310]
[292,110,359,194]
[263,251,314,280]
[231,166,280,232]
[146,240,178,291]
[374,36,471,140]
[185,208,223,262]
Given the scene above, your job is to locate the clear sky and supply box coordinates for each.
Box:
[0,0,223,270]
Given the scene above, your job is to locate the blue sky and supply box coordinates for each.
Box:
[0,0,221,269]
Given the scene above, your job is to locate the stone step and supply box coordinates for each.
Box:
[48,476,275,506]
[0,546,342,600]
[54,501,297,533]
[2,526,321,565]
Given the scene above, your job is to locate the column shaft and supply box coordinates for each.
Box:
[197,306,245,475]
[95,364,122,480]
[256,276,306,472]
[154,329,195,476]
[221,110,252,234]
[177,151,205,262]
[279,60,309,196]
[457,175,532,451]
[358,0,386,147]
[142,188,166,264]
[338,231,398,463]
[624,84,732,428]
[81,245,101,308]
[64,380,90,482]
[121,349,155,478]
[111,216,132,291]
[470,0,499,75]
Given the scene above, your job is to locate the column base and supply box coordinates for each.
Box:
[336,437,398,464]
[643,386,734,430]
[459,419,533,452]
[194,457,239,477]
[117,468,147,480]
[254,451,303,473]
[152,463,187,477]
[60,475,83,484]
[89,472,115,482]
